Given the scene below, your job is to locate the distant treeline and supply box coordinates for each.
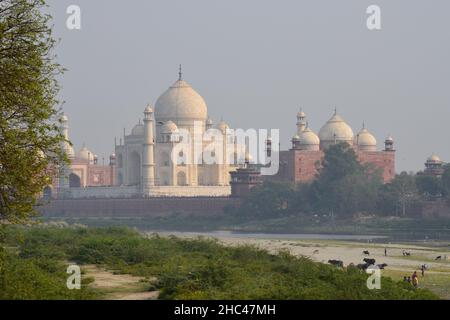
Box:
[231,144,450,219]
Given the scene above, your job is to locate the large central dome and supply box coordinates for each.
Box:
[154,78,208,123]
[319,112,354,148]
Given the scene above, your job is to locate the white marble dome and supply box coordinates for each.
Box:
[131,123,144,136]
[77,146,95,162]
[299,127,320,150]
[355,127,377,151]
[319,112,354,147]
[155,79,208,123]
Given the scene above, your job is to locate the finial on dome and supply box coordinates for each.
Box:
[362,121,366,129]
[334,107,337,115]
[178,64,182,81]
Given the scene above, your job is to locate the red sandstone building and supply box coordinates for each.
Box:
[265,110,396,185]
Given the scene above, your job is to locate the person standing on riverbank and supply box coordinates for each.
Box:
[412,271,419,288]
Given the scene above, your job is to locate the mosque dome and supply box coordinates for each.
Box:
[77,146,95,162]
[299,127,320,150]
[131,123,144,136]
[292,134,300,141]
[319,112,354,147]
[161,120,179,133]
[154,75,208,123]
[355,126,377,151]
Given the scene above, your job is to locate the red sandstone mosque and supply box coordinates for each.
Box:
[265,109,396,185]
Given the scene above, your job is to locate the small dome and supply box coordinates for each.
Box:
[385,136,394,142]
[319,112,354,147]
[161,120,179,133]
[144,105,153,113]
[154,78,208,123]
[427,154,442,163]
[217,120,229,133]
[77,146,95,162]
[356,127,377,151]
[297,110,306,118]
[292,134,300,141]
[110,153,116,159]
[131,123,144,136]
[300,128,320,145]
[298,127,320,151]
[206,118,213,125]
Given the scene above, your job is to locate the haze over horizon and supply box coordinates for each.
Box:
[47,0,450,172]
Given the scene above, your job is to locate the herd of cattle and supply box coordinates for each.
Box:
[327,249,444,270]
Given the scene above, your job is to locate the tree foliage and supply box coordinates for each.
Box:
[0,0,66,223]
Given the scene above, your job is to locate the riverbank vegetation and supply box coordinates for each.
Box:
[0,226,439,300]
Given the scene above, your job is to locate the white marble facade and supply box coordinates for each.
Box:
[113,72,243,197]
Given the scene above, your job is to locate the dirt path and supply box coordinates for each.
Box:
[83,265,159,300]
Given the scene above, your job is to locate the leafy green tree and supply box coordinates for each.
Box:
[377,172,420,217]
[442,164,450,197]
[415,174,442,197]
[238,182,295,217]
[0,0,66,224]
[310,143,382,218]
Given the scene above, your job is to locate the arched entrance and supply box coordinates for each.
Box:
[177,171,187,186]
[128,151,141,186]
[69,173,81,188]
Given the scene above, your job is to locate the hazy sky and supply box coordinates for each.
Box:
[47,0,450,172]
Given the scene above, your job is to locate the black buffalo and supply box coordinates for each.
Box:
[328,259,344,268]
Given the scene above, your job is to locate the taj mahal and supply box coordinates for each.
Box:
[54,69,246,199]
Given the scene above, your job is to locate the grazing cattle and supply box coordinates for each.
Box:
[363,258,376,265]
[328,260,344,268]
[363,250,370,256]
[313,250,320,255]
[435,256,442,261]
[403,251,411,256]
[377,263,388,270]
[357,263,370,270]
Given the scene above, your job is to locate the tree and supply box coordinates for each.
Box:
[238,182,295,217]
[311,143,382,218]
[0,0,66,224]
[415,174,442,197]
[377,172,420,217]
[442,164,450,197]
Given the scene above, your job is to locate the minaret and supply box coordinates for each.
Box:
[142,105,155,195]
[58,113,71,192]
